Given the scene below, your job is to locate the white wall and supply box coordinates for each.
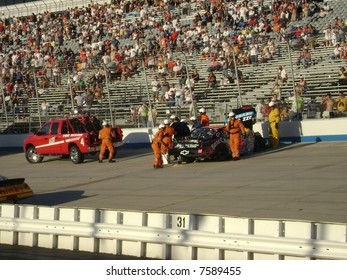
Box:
[253,118,347,142]
[1,204,347,260]
[2,118,347,150]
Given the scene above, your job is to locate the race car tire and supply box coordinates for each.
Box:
[214,144,231,161]
[70,145,84,164]
[25,146,44,164]
[180,155,195,163]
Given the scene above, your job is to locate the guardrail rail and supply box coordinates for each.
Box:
[1,204,347,260]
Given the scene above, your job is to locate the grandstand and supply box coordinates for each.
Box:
[1,0,347,133]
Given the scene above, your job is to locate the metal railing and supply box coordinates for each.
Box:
[0,0,109,18]
[1,204,347,260]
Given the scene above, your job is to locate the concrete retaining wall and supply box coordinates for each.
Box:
[1,119,347,151]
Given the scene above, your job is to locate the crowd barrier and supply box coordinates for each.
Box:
[1,204,347,260]
[1,118,347,151]
[0,0,108,18]
[254,118,347,143]
[1,119,347,259]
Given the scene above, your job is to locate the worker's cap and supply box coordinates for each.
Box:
[181,119,188,123]
[199,108,206,113]
[159,124,165,129]
[269,101,275,107]
[229,111,235,117]
[170,115,176,119]
[190,116,196,121]
[102,120,109,126]
[163,119,170,125]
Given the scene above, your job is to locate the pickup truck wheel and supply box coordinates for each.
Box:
[102,148,117,159]
[25,146,44,164]
[70,145,84,164]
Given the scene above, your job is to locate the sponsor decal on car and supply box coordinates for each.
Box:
[184,143,199,148]
[211,137,227,150]
[180,150,190,156]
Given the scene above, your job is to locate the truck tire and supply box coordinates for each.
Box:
[69,145,84,164]
[103,148,117,159]
[25,146,44,164]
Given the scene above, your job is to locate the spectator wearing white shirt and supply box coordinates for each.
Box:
[249,42,259,65]
[276,66,288,85]
[255,98,265,122]
[74,92,85,111]
[332,44,341,60]
[151,76,161,102]
[166,84,176,107]
[175,84,184,106]
[40,99,50,116]
[185,75,195,92]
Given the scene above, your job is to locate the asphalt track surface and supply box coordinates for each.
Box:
[1,142,347,259]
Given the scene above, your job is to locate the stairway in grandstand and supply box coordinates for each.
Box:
[1,0,347,133]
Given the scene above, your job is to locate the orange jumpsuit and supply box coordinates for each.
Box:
[161,125,174,155]
[200,114,210,126]
[225,118,245,159]
[98,126,115,161]
[152,129,164,168]
[268,107,281,148]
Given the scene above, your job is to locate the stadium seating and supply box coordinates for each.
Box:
[1,0,347,132]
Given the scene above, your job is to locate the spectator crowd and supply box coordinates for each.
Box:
[0,0,346,123]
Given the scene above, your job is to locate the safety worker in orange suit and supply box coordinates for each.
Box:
[152,124,165,169]
[224,111,245,161]
[199,108,210,126]
[268,101,281,148]
[161,119,174,164]
[98,120,115,163]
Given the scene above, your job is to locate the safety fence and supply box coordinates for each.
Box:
[1,204,347,260]
[0,0,109,18]
[0,0,110,17]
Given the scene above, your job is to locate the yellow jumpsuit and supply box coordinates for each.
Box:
[268,107,281,148]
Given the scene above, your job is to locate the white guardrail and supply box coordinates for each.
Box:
[1,204,347,260]
[0,0,109,18]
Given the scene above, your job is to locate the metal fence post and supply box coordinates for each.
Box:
[0,77,9,128]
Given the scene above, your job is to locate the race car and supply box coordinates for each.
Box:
[0,175,33,203]
[170,126,231,163]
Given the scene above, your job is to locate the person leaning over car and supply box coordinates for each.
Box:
[161,119,174,158]
[190,116,202,131]
[98,120,115,163]
[224,111,245,161]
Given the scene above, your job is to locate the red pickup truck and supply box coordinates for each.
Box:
[23,116,123,164]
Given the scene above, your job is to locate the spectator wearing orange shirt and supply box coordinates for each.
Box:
[160,36,169,52]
